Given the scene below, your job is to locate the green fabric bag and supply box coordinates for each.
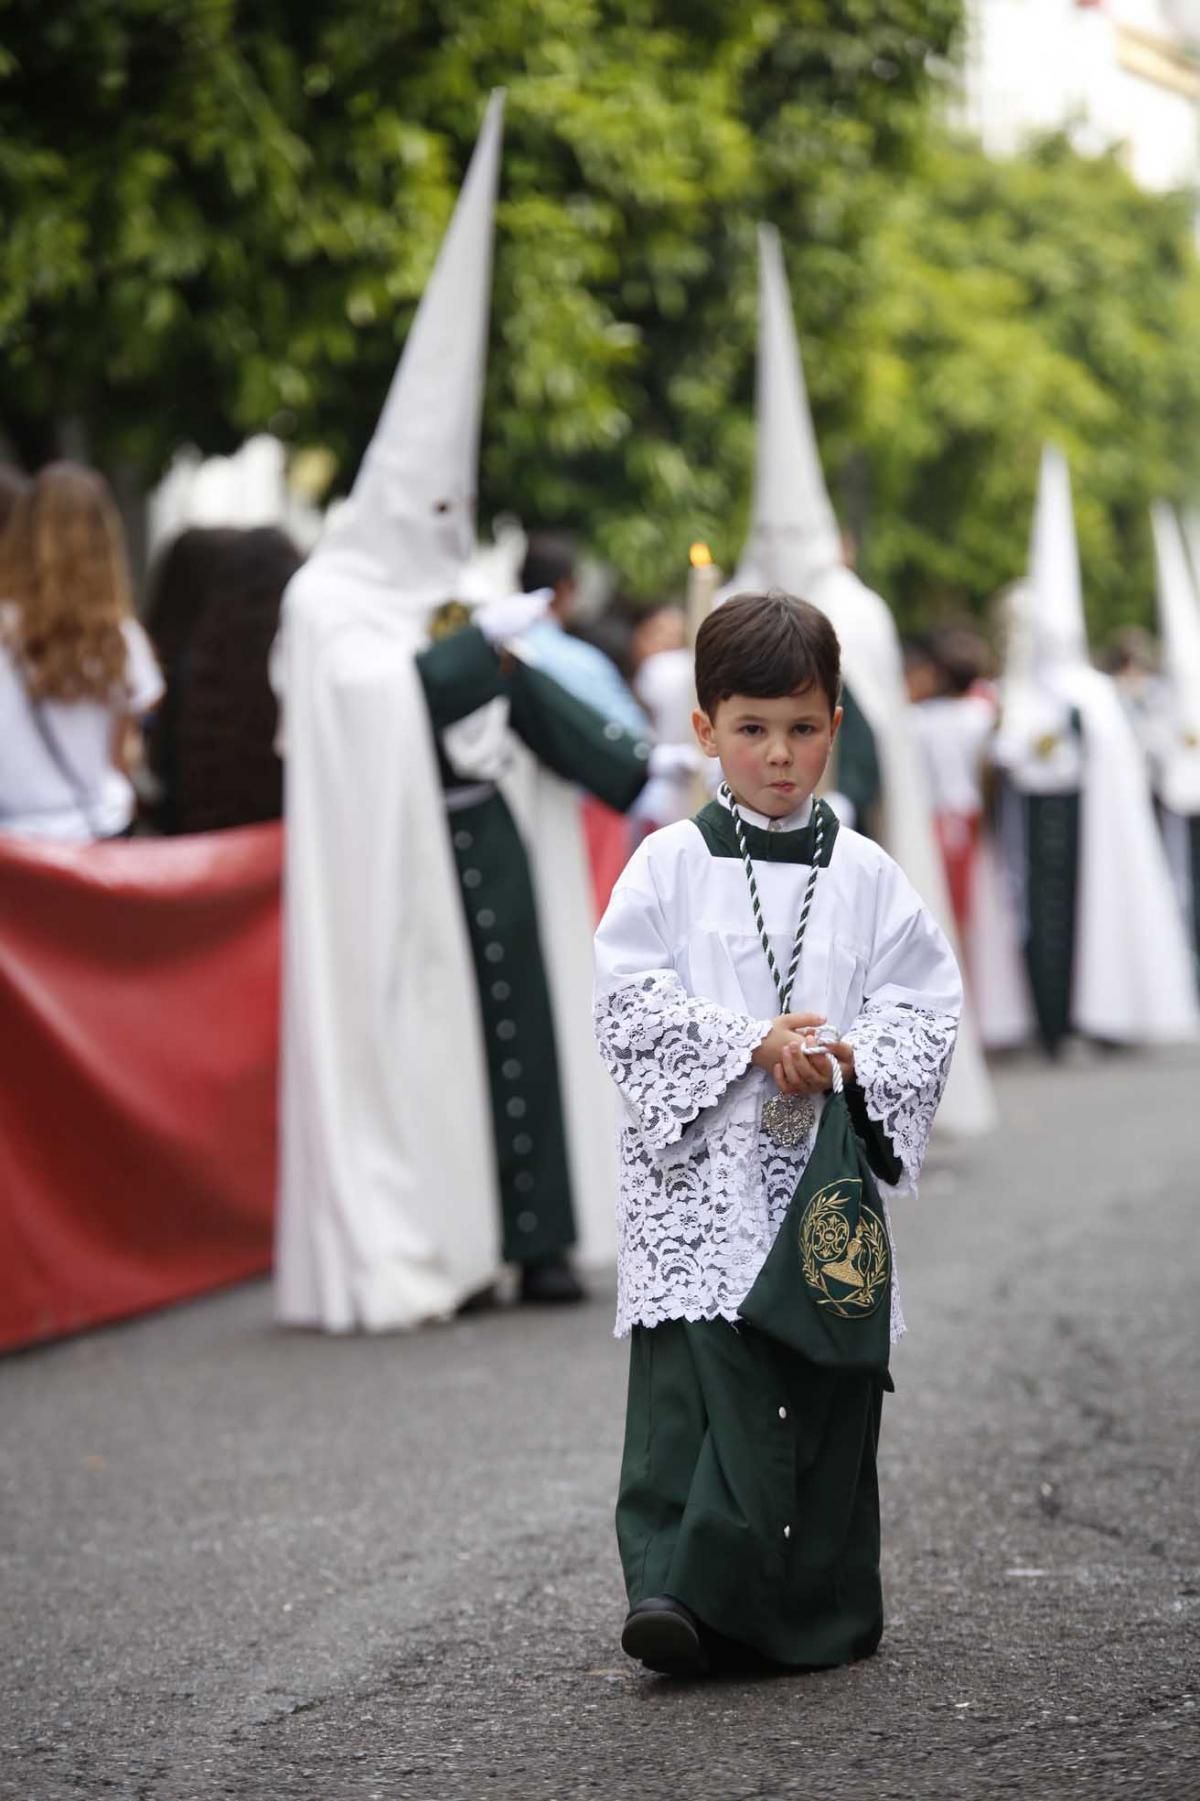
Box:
[740,1059,892,1378]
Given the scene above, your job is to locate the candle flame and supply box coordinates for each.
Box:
[689,541,713,569]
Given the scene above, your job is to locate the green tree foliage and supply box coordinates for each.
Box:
[851,132,1200,640]
[2,3,1196,636]
[0,0,958,583]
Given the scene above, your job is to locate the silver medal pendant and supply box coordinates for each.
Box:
[761,1091,817,1148]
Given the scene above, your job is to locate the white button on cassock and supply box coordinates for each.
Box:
[783,1525,791,1539]
[778,1406,788,1420]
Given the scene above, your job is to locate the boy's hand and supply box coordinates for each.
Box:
[751,1013,826,1076]
[773,1037,855,1096]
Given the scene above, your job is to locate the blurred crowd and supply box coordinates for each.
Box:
[0,455,1195,1016]
[0,461,300,843]
[0,460,696,853]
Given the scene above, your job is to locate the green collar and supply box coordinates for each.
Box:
[693,797,840,866]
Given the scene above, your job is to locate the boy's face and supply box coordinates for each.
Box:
[692,686,842,819]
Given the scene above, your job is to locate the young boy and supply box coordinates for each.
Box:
[593,590,962,1676]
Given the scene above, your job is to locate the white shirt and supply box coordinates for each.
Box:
[913,694,996,817]
[631,648,696,826]
[0,609,164,841]
[593,799,962,1339]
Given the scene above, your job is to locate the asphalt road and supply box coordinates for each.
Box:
[3,1047,1198,1801]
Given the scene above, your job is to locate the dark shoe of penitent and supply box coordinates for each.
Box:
[621,1596,709,1677]
[519,1255,586,1305]
[456,1283,499,1316]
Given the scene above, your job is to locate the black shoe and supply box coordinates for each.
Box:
[518,1255,585,1305]
[456,1283,500,1316]
[621,1596,709,1676]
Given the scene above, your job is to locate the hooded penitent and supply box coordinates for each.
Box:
[731,223,995,1133]
[272,93,619,1329]
[995,447,1198,1046]
[1150,503,1200,962]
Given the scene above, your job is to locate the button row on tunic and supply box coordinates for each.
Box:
[600,722,651,760]
[453,836,539,1227]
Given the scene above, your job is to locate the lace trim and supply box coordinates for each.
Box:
[610,1108,814,1338]
[593,972,771,1150]
[847,1001,958,1193]
[598,987,954,1344]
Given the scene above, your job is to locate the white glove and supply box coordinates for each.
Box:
[474,588,553,646]
[648,742,703,780]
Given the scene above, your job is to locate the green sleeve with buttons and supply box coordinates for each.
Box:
[414,625,506,733]
[506,656,651,814]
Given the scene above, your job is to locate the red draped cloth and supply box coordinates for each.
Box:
[581,796,632,922]
[0,825,281,1352]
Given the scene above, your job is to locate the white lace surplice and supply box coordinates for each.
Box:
[593,810,962,1340]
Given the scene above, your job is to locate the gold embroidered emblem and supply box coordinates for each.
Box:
[799,1181,889,1318]
[1032,731,1060,760]
[428,599,473,642]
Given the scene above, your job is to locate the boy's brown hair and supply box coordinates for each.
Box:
[695,589,841,719]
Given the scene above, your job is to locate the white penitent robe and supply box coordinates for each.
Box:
[806,566,995,1136]
[276,577,627,1329]
[275,569,500,1329]
[995,663,1199,1042]
[593,796,962,1344]
[912,694,996,822]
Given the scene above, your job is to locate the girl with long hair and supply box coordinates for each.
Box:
[0,462,163,841]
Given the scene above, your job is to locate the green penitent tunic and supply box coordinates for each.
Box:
[416,625,648,1264]
[830,682,882,839]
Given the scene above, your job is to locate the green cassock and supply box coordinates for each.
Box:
[614,803,901,1669]
[1022,789,1081,1054]
[416,624,648,1265]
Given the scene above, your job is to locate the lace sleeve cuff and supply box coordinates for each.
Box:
[846,1001,958,1191]
[594,971,771,1149]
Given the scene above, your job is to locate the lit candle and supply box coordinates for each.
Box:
[685,541,720,650]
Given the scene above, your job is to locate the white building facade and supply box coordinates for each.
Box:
[960,0,1200,196]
